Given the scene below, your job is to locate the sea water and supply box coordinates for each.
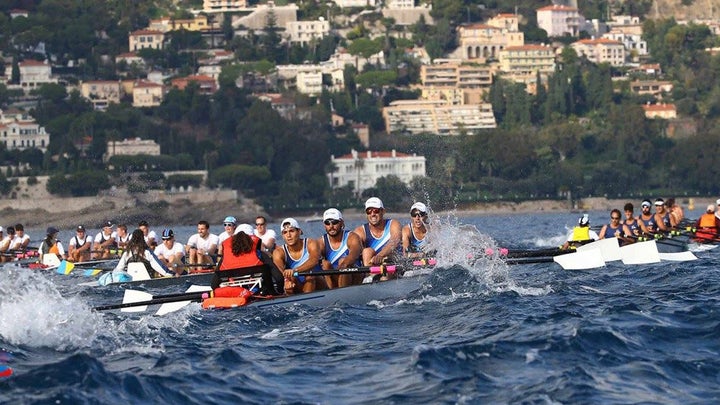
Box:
[1,210,719,404]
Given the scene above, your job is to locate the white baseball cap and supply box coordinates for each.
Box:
[410,202,427,214]
[707,204,715,213]
[323,208,342,221]
[716,198,720,206]
[281,218,300,231]
[235,223,254,235]
[365,197,384,209]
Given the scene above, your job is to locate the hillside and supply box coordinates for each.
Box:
[648,0,720,20]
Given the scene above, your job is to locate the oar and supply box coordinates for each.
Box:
[505,257,556,265]
[94,285,213,312]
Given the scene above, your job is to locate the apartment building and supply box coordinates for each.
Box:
[457,23,524,61]
[603,30,647,59]
[571,38,626,66]
[327,149,426,195]
[383,100,497,136]
[285,18,330,45]
[537,4,582,37]
[498,44,555,76]
[203,0,247,13]
[420,60,493,104]
[132,81,164,107]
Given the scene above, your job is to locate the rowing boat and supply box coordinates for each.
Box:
[95,265,433,315]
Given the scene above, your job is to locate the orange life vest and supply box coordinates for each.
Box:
[49,244,60,254]
[695,213,718,240]
[219,235,264,270]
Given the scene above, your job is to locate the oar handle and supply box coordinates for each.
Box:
[294,265,399,277]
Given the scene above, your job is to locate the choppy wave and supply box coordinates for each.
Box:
[2,212,720,403]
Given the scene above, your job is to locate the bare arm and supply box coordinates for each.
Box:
[375,219,402,260]
[338,232,363,269]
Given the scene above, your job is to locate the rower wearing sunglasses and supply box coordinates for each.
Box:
[317,208,363,288]
[402,202,430,258]
[353,197,403,268]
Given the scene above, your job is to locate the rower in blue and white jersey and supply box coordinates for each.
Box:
[402,202,430,258]
[651,198,676,234]
[623,202,648,241]
[638,199,656,233]
[599,209,633,246]
[318,208,363,289]
[354,197,403,268]
[273,218,325,294]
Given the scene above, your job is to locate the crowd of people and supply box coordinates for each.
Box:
[562,197,712,249]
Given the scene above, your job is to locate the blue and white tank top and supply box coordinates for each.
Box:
[407,224,427,253]
[625,218,640,235]
[323,231,359,269]
[363,220,392,252]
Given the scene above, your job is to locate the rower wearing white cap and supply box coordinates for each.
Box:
[402,202,430,258]
[317,208,363,288]
[353,197,403,267]
[651,198,676,233]
[638,199,655,233]
[273,218,326,294]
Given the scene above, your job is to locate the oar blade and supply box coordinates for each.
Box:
[553,249,605,270]
[121,289,153,313]
[658,251,698,261]
[83,269,103,277]
[620,240,661,265]
[155,285,212,316]
[577,238,621,262]
[56,260,75,275]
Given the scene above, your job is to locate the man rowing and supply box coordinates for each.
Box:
[650,198,677,234]
[0,227,13,262]
[68,225,92,263]
[10,224,30,251]
[598,209,633,246]
[154,229,186,275]
[622,202,647,239]
[354,197,402,267]
[185,220,218,265]
[402,202,430,258]
[273,218,326,294]
[317,208,363,288]
[561,214,599,249]
[93,221,117,259]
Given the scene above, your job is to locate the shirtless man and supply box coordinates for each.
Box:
[353,197,402,266]
[317,208,363,288]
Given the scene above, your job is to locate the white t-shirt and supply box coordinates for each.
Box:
[116,233,130,245]
[94,231,117,244]
[187,233,219,251]
[69,234,93,248]
[255,229,277,249]
[144,230,158,244]
[11,234,30,248]
[218,231,233,245]
[154,242,185,259]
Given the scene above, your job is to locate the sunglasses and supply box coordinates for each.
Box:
[366,208,381,215]
[223,223,235,227]
[324,219,341,226]
[411,211,427,218]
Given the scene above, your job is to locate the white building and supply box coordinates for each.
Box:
[332,0,376,8]
[537,4,582,37]
[105,138,161,162]
[0,109,50,151]
[327,149,426,195]
[383,100,497,135]
[602,30,647,58]
[286,18,330,45]
[571,38,626,67]
[203,0,247,13]
[3,60,58,90]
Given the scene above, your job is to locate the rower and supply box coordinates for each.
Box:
[598,209,633,246]
[68,225,92,263]
[154,229,186,275]
[561,214,599,250]
[10,224,30,251]
[185,220,218,266]
[402,202,430,259]
[651,198,676,234]
[317,208,363,288]
[273,218,326,294]
[638,199,655,233]
[622,202,647,240]
[0,227,12,263]
[354,197,403,268]
[93,220,117,259]
[214,224,283,295]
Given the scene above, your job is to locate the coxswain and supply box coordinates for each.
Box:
[39,227,66,263]
[694,204,720,243]
[215,223,283,295]
[561,214,599,250]
[111,229,173,278]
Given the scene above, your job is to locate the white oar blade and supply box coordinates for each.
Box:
[658,251,698,261]
[156,301,192,316]
[121,289,153,312]
[577,238,621,262]
[620,240,660,265]
[554,250,605,270]
[185,285,212,293]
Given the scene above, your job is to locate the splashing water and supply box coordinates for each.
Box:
[424,210,551,297]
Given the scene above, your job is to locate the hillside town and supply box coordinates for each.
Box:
[0,0,718,213]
